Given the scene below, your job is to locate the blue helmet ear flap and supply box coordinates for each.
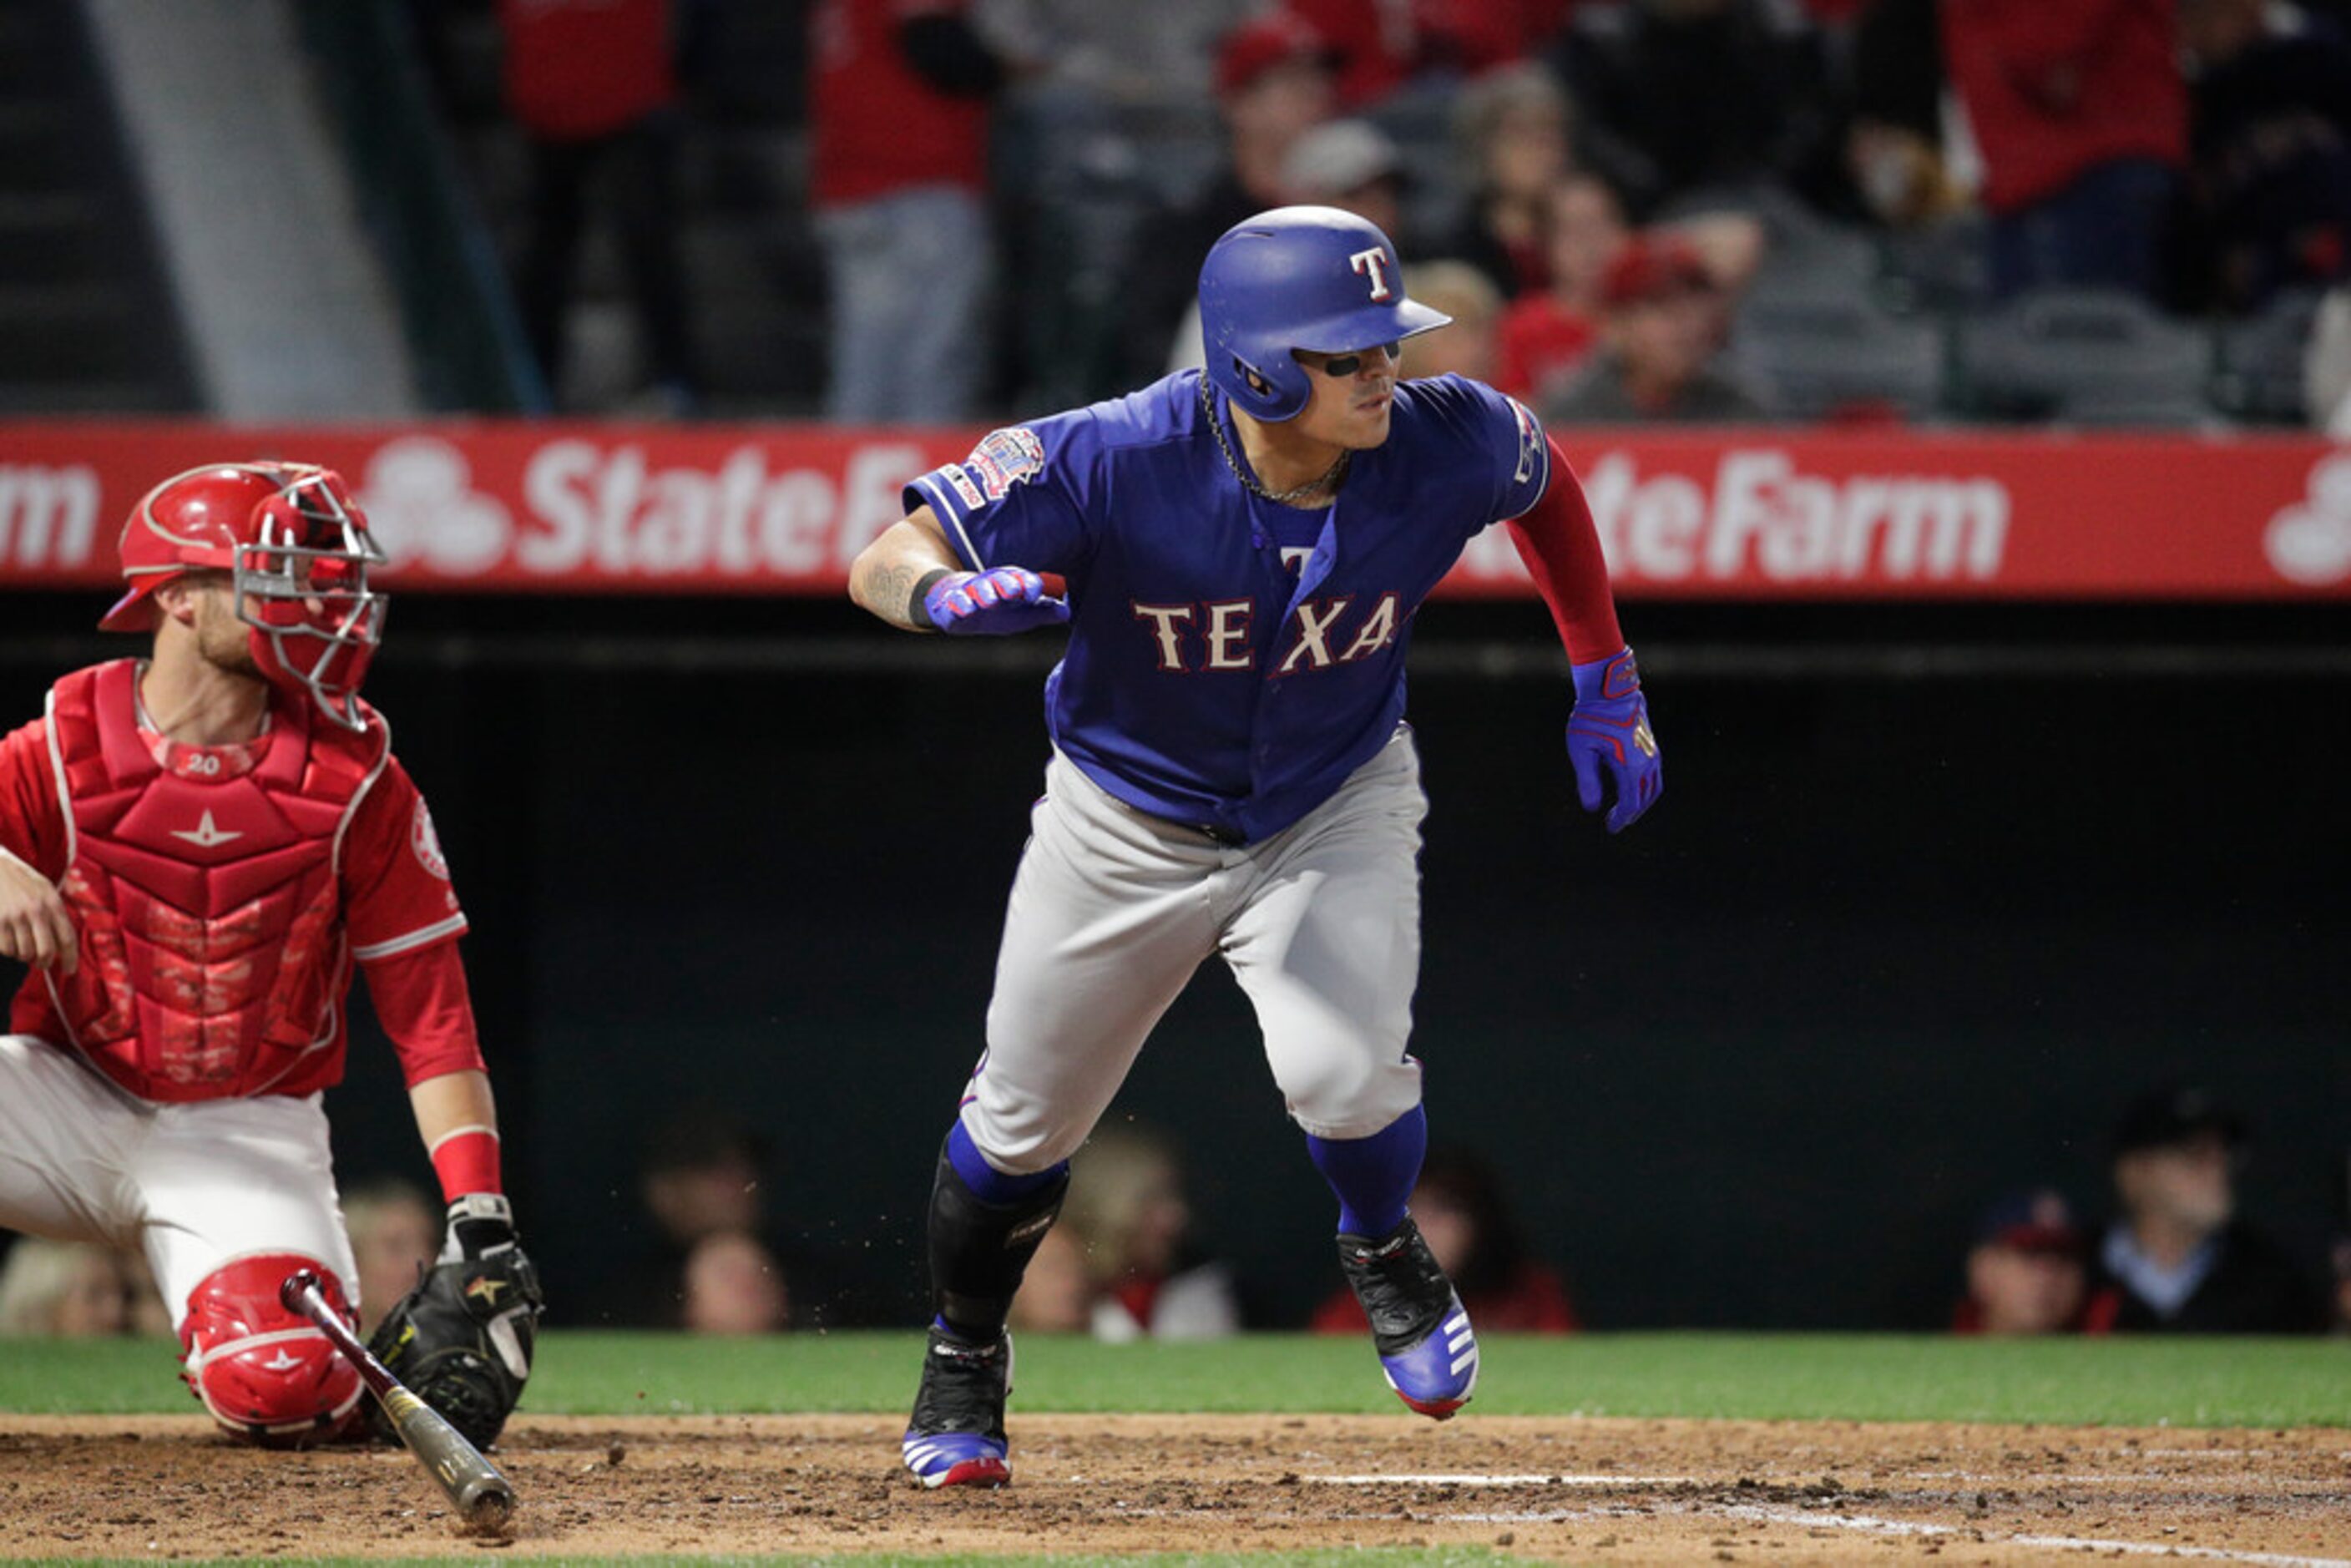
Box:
[1224,352,1305,419]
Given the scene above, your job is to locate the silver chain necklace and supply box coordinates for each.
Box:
[1200,374,1349,505]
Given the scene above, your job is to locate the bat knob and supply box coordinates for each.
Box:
[458,1478,516,1535]
[278,1269,321,1311]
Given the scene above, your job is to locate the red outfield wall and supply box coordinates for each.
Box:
[3,422,2348,599]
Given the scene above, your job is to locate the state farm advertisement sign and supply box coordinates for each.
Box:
[3,421,2348,599]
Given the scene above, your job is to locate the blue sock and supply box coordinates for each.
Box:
[946,1117,1066,1204]
[1306,1105,1427,1239]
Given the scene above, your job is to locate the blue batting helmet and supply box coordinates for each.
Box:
[1198,205,1451,422]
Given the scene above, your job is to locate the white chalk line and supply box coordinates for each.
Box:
[1303,1473,1692,1486]
[1300,1472,2351,1566]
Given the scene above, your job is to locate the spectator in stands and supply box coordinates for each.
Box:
[592,1103,798,1329]
[1545,229,1771,422]
[499,0,703,415]
[1952,1189,2091,1334]
[1843,0,1969,235]
[1284,119,1413,245]
[1116,12,1339,386]
[810,0,1006,423]
[1550,0,1843,221]
[1939,0,2187,301]
[679,1230,790,1334]
[973,1,1258,104]
[2084,1085,2328,1333]
[1400,261,1506,380]
[1494,172,1629,402]
[1287,0,1579,108]
[0,1238,133,1336]
[1311,1147,1579,1333]
[1442,63,1579,298]
[1169,118,1418,372]
[341,1176,440,1334]
[2180,0,2351,313]
[1056,1124,1241,1341]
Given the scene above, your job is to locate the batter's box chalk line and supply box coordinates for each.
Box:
[1294,1473,2351,1566]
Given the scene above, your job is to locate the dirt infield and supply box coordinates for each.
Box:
[1,1413,2343,1564]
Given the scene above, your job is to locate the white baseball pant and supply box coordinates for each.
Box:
[0,1034,360,1329]
[960,724,1428,1173]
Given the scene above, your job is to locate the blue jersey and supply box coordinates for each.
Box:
[904,370,1552,842]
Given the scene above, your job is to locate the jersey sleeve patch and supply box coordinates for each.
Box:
[410,797,450,881]
[1502,395,1552,518]
[968,427,1045,499]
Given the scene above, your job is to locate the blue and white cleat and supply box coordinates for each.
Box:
[1337,1219,1479,1420]
[902,1325,1014,1488]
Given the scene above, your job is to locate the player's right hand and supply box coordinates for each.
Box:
[923,567,1070,635]
[0,849,76,974]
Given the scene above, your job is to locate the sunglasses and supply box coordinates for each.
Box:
[1311,342,1401,377]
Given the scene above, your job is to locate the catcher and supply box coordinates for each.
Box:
[0,462,541,1449]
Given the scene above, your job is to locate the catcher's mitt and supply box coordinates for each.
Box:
[367,1242,544,1450]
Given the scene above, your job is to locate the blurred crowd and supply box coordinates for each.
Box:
[446,0,2351,430]
[1,1080,2341,1338]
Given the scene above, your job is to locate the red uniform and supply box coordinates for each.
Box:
[2,661,482,1099]
[1940,0,2187,215]
[809,0,988,208]
[498,0,677,143]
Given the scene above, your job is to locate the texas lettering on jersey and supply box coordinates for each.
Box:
[903,371,1550,842]
[1130,593,1403,675]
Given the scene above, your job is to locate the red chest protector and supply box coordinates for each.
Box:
[39,660,387,1101]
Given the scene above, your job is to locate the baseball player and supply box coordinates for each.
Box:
[849,205,1661,1488]
[0,463,542,1449]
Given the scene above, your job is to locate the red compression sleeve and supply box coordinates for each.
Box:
[364,939,487,1089]
[1504,438,1625,665]
[430,1127,503,1201]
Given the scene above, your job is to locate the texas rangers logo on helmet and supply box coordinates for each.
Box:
[1348,246,1394,301]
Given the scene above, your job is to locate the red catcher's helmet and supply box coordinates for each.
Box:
[102,462,389,731]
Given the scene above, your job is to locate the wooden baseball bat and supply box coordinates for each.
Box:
[279,1269,516,1532]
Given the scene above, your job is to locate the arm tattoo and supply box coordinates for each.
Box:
[860,556,931,631]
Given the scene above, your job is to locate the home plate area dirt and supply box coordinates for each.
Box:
[2,1414,2344,1564]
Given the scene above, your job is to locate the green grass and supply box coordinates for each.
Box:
[3,1331,2343,1427]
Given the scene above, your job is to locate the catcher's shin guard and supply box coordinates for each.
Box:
[926,1134,1069,1341]
[1337,1217,1479,1419]
[180,1253,365,1448]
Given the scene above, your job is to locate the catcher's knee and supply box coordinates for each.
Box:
[179,1252,362,1448]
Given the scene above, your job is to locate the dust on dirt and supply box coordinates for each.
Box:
[1,1414,2342,1563]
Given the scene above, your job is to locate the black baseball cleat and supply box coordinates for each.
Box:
[902,1323,1014,1487]
[1337,1217,1479,1419]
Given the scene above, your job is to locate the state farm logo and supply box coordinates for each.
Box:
[1523,449,2010,584]
[0,463,100,569]
[2264,454,2351,585]
[357,437,512,571]
[348,437,924,580]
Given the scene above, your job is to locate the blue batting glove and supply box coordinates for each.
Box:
[1566,646,1662,834]
[923,567,1070,635]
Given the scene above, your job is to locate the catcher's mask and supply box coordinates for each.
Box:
[102,462,389,731]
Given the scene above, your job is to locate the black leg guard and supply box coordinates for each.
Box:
[928,1142,1069,1342]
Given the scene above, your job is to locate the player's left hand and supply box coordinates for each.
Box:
[923,567,1070,635]
[1566,646,1661,834]
[367,1193,543,1450]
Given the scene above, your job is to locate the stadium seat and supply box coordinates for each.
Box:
[2209,287,2325,427]
[1953,288,2217,426]
[1730,296,1946,422]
